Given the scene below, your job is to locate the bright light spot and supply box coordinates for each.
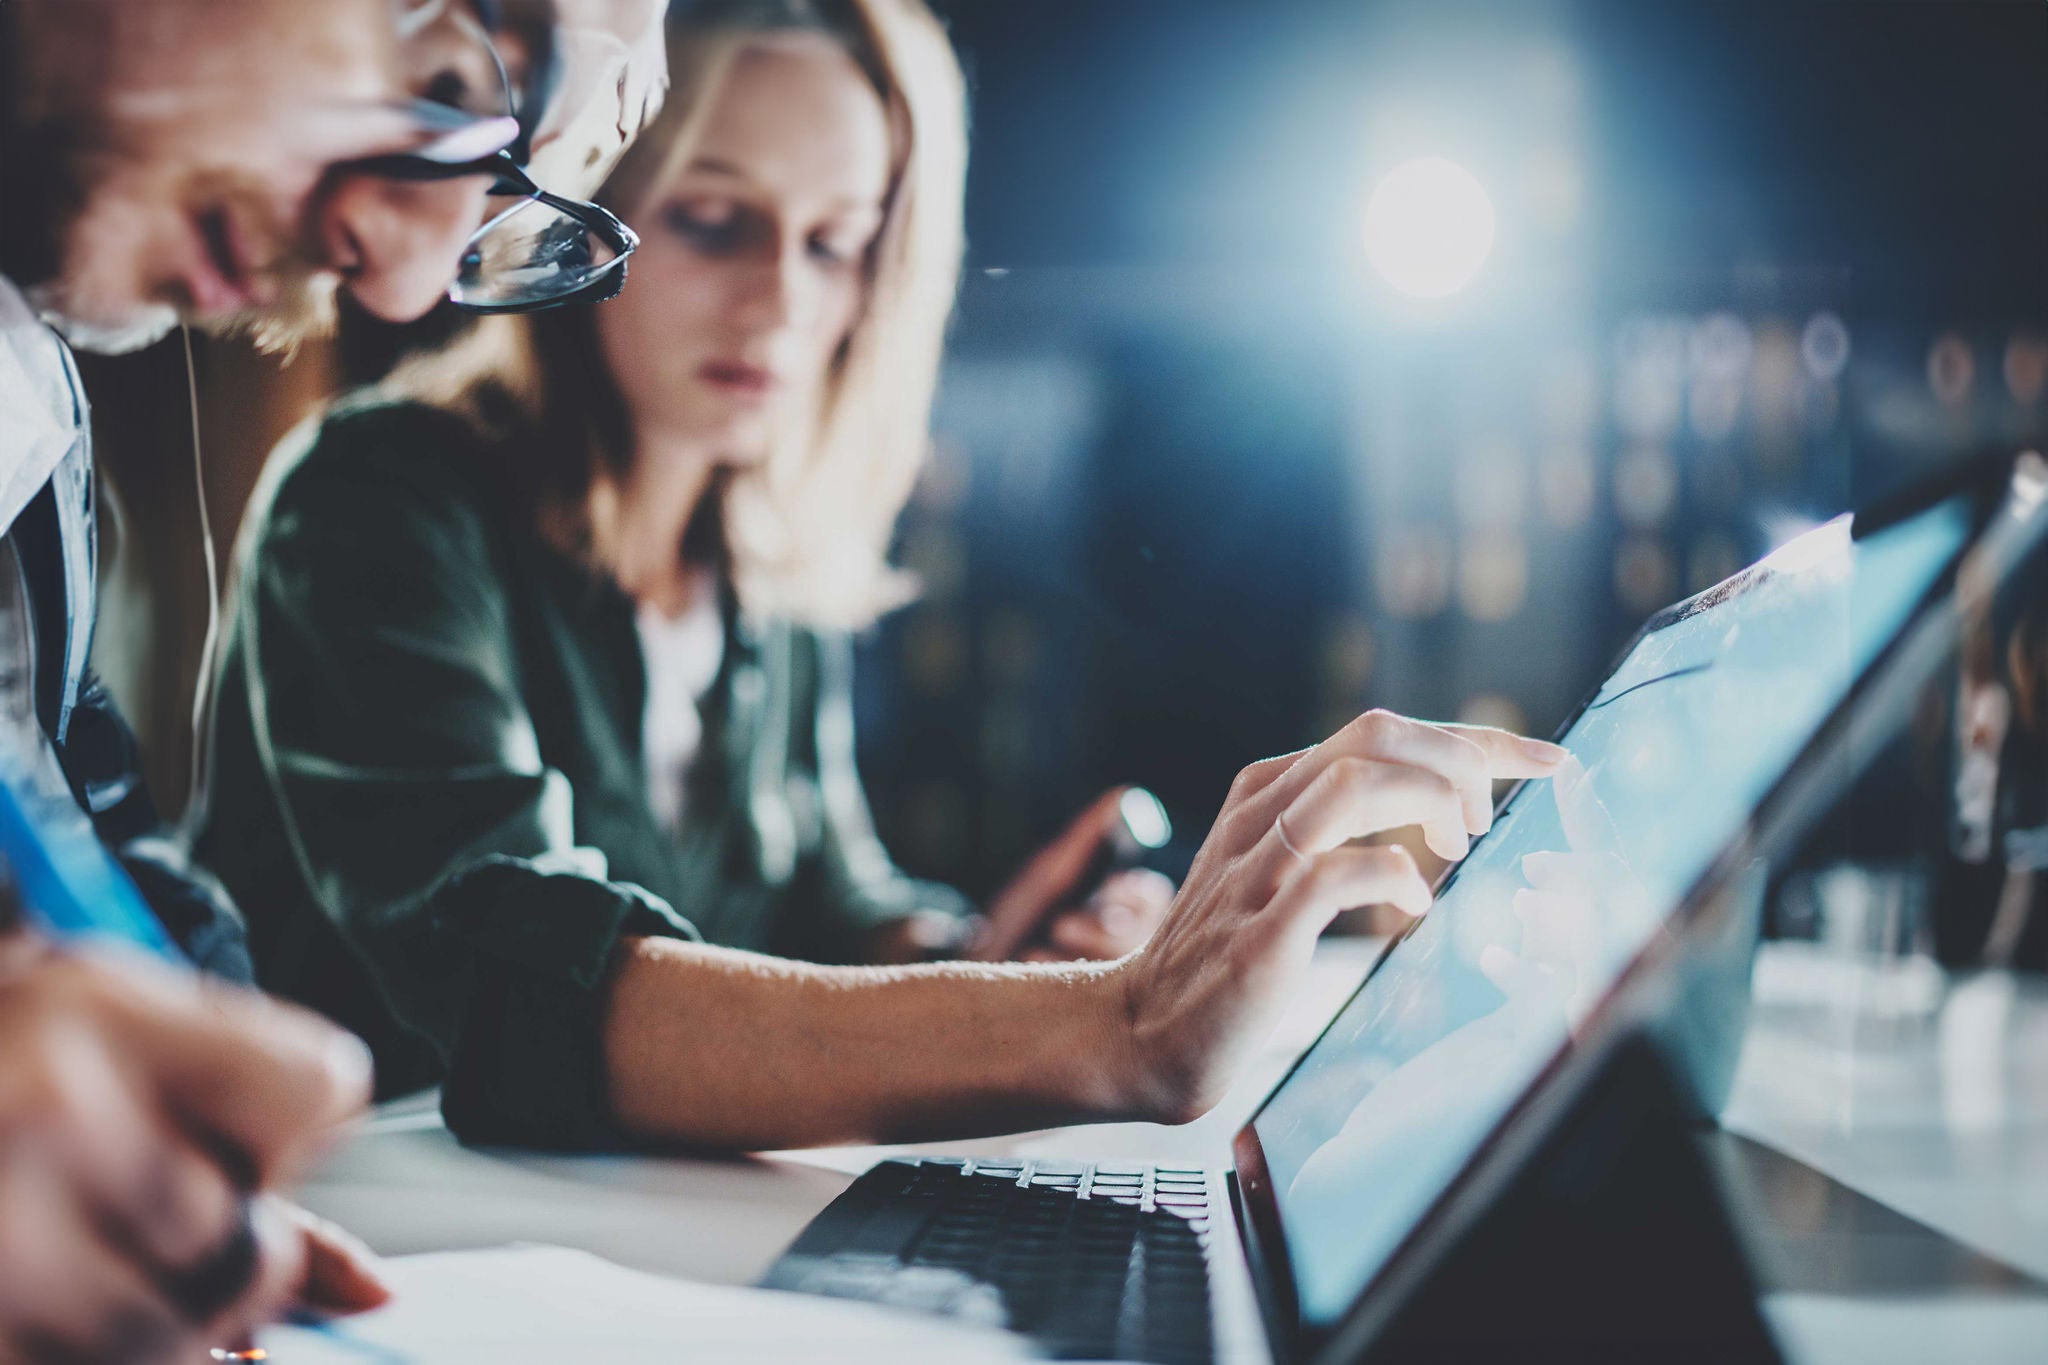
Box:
[1117,788,1173,850]
[1690,313,1754,381]
[1614,537,1677,613]
[1928,333,1977,408]
[1759,515,1849,574]
[1614,446,1680,528]
[2005,336,2048,404]
[1801,312,1851,382]
[1458,535,1529,621]
[2012,451,2047,511]
[1361,157,1496,299]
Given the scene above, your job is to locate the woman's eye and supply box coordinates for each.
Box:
[664,204,744,251]
[808,234,867,268]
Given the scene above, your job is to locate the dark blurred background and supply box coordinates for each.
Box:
[80,0,2048,907]
[854,0,2048,899]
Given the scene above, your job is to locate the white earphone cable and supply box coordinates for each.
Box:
[180,326,221,830]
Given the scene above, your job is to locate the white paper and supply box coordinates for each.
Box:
[259,1245,1038,1363]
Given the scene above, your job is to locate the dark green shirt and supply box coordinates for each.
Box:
[197,400,969,1150]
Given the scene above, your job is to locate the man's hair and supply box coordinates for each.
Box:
[0,3,80,287]
[389,0,969,629]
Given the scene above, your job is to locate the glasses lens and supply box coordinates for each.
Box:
[449,197,626,311]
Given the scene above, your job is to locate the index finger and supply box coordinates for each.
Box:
[1272,712,1558,839]
[1438,724,1571,779]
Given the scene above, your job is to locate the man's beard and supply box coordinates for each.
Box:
[25,287,180,354]
[32,269,340,357]
[192,267,342,357]
[27,170,341,358]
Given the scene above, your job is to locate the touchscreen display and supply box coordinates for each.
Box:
[1249,498,1972,1328]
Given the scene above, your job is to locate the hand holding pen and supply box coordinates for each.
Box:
[0,757,389,1362]
[0,931,376,1364]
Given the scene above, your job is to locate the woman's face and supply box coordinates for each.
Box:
[596,34,892,462]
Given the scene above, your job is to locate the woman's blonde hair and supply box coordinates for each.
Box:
[394,0,967,629]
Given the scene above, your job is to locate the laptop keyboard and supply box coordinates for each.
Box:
[762,1156,1216,1363]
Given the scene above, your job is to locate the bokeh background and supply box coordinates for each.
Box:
[82,0,2048,906]
[858,0,2048,898]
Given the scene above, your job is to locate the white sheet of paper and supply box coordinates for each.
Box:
[259,1245,1039,1363]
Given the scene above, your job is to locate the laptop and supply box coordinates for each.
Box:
[765,455,2048,1363]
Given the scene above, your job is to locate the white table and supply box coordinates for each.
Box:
[1725,946,2048,1282]
[1721,945,2048,1361]
[297,941,2048,1362]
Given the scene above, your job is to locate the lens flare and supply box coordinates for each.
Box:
[1361,157,1496,299]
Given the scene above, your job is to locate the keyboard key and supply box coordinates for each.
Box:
[770,1158,1216,1364]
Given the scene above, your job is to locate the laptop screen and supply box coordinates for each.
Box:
[1246,496,1974,1329]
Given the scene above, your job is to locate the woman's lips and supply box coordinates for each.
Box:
[698,359,778,402]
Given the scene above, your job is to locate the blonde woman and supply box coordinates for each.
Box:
[199,0,1564,1151]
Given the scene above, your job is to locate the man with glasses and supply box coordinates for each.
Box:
[0,1,666,1359]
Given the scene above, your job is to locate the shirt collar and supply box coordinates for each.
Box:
[0,274,85,541]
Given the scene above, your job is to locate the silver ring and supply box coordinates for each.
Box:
[1275,812,1311,866]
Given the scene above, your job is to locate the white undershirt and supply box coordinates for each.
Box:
[637,590,727,835]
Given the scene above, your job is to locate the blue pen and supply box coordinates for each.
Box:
[0,768,182,960]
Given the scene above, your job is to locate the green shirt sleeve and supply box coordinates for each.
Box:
[238,406,697,1149]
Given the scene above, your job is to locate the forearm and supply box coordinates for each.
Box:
[602,936,1138,1150]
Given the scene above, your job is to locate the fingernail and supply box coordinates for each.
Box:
[1525,739,1568,766]
[323,1031,375,1107]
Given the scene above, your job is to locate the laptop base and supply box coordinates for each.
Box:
[1340,1032,1785,1364]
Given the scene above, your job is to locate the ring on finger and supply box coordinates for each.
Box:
[1274,811,1311,866]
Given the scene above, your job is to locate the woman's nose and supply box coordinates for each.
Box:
[730,249,808,334]
[316,174,492,322]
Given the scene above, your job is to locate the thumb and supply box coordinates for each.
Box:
[974,788,1131,960]
[283,1201,393,1316]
